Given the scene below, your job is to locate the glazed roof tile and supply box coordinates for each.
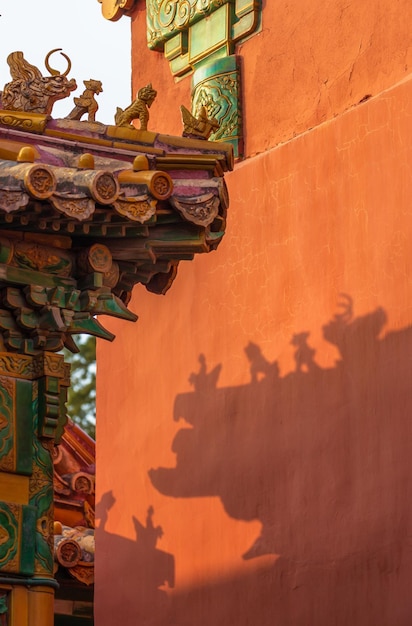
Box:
[0,71,231,352]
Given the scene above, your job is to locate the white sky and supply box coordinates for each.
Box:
[0,0,132,124]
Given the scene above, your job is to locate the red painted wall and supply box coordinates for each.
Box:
[95,2,412,624]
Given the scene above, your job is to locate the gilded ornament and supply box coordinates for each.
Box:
[115,84,157,130]
[180,104,219,139]
[44,353,68,379]
[146,0,229,47]
[29,464,50,499]
[133,155,149,171]
[98,0,136,21]
[84,500,95,528]
[0,354,43,379]
[117,168,173,199]
[55,538,82,567]
[0,190,29,213]
[67,79,103,122]
[70,563,94,585]
[79,244,113,274]
[103,261,120,288]
[171,192,220,225]
[151,173,174,199]
[0,375,14,473]
[78,153,95,170]
[192,56,243,155]
[44,48,72,78]
[113,197,157,223]
[0,452,14,472]
[0,111,47,133]
[30,445,54,574]
[92,172,119,204]
[17,146,36,163]
[24,166,56,200]
[2,50,76,116]
[50,197,95,220]
[0,505,17,571]
[36,515,50,541]
[13,241,72,276]
[70,472,94,494]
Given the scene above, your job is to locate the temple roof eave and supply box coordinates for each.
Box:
[0,107,230,353]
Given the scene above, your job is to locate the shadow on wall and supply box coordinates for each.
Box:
[146,296,412,625]
[95,492,174,623]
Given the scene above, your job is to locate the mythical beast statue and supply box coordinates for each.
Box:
[1,49,77,116]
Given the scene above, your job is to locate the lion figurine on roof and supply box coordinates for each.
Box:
[114,84,157,131]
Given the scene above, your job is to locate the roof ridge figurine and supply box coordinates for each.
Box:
[1,49,77,116]
[114,83,157,130]
[180,104,219,140]
[66,79,103,122]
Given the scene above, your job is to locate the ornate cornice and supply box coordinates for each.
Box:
[0,50,231,354]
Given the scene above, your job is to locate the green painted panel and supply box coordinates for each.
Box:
[30,387,54,577]
[165,32,187,61]
[189,6,230,63]
[0,378,14,473]
[0,502,35,576]
[146,0,231,49]
[20,504,36,575]
[15,379,33,475]
[170,54,191,77]
[193,53,237,83]
[192,55,243,157]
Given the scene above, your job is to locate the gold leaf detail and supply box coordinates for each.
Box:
[113,198,157,223]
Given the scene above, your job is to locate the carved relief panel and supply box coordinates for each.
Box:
[98,0,261,156]
[145,0,260,156]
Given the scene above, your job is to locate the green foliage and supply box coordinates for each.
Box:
[63,336,96,439]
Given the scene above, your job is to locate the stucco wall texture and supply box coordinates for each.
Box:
[95,2,412,625]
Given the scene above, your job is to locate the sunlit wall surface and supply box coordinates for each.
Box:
[96,2,412,624]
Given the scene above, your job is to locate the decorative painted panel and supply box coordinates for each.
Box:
[0,502,36,576]
[0,377,33,475]
[0,351,68,581]
[146,0,231,49]
[192,55,242,156]
[147,0,260,157]
[0,590,9,626]
[30,383,56,577]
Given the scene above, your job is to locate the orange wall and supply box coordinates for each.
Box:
[130,0,412,154]
[96,3,412,625]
